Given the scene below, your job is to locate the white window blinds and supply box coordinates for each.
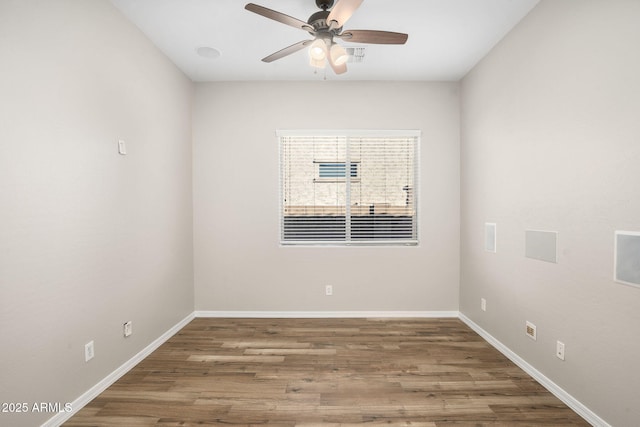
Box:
[279,130,419,245]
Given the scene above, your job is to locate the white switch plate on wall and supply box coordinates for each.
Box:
[84,341,94,362]
[556,341,565,360]
[124,321,132,337]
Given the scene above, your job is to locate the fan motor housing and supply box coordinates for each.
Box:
[307,10,342,36]
[308,10,329,30]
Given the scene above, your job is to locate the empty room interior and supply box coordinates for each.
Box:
[1,0,639,426]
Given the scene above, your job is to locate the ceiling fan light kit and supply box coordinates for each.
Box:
[330,43,349,66]
[245,0,408,75]
[309,39,328,61]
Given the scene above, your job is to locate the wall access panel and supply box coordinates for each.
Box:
[614,231,640,288]
[485,223,497,253]
[525,230,558,263]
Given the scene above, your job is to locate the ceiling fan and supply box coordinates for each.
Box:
[244,0,408,75]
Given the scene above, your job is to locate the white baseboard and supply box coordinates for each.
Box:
[458,313,609,427]
[42,312,195,427]
[194,310,460,318]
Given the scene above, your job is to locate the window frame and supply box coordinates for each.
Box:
[278,129,421,247]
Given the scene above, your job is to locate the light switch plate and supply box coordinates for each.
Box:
[123,321,132,337]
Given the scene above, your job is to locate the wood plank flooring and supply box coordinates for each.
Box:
[65,318,589,426]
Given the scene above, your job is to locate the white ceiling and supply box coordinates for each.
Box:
[110,0,539,82]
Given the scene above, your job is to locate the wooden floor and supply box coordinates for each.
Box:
[65,318,589,426]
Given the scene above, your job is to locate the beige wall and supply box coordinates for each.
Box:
[0,1,194,426]
[193,81,460,312]
[460,1,640,425]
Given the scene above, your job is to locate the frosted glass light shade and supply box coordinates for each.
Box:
[330,44,348,66]
[309,39,327,61]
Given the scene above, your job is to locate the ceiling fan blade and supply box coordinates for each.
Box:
[245,3,314,32]
[262,40,312,63]
[339,29,408,44]
[327,0,363,28]
[328,55,348,75]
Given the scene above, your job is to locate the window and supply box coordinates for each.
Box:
[279,130,419,245]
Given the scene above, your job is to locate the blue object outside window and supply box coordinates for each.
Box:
[318,162,358,178]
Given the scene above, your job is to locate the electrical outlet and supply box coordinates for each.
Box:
[481,298,487,312]
[84,341,94,362]
[325,285,333,296]
[556,341,565,360]
[526,321,537,340]
[123,321,133,337]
